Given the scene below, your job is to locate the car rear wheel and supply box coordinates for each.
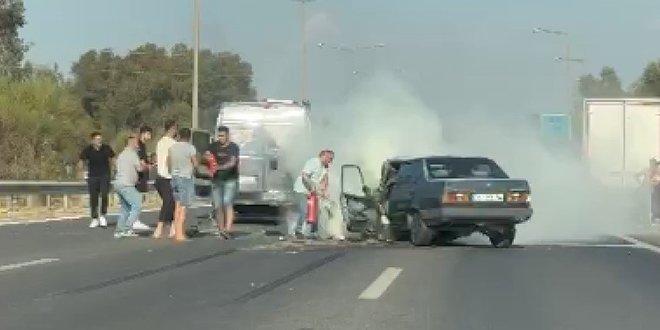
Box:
[488,226,516,248]
[408,213,434,246]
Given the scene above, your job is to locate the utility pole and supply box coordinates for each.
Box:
[192,0,201,129]
[292,0,314,101]
[532,27,573,109]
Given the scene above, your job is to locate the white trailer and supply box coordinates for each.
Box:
[583,98,660,187]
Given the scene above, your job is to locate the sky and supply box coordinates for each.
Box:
[21,0,660,113]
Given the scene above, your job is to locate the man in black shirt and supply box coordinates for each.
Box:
[79,131,115,228]
[133,125,153,231]
[206,125,240,239]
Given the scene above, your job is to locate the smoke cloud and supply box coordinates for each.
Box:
[282,70,642,243]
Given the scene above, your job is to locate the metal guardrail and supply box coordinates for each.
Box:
[0,180,159,220]
[0,180,156,195]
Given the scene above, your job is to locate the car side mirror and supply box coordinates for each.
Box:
[362,185,372,196]
[269,158,278,170]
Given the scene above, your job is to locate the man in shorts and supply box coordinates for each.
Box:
[206,126,240,239]
[168,127,198,242]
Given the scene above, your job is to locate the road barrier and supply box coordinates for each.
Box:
[0,180,160,221]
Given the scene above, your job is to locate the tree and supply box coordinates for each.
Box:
[70,43,257,137]
[0,0,29,78]
[577,66,626,98]
[632,60,660,97]
[0,74,93,179]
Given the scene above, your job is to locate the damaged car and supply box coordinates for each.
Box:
[339,156,533,248]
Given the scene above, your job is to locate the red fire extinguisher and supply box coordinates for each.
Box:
[206,152,217,176]
[306,192,319,224]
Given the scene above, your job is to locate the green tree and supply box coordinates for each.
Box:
[70,43,258,137]
[0,74,93,179]
[0,0,29,78]
[632,60,660,97]
[577,66,626,98]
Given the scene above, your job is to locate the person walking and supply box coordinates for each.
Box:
[133,125,153,231]
[78,131,115,228]
[291,150,334,239]
[113,134,148,238]
[168,128,198,241]
[206,126,240,239]
[153,120,177,238]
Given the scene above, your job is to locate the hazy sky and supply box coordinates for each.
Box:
[21,0,660,112]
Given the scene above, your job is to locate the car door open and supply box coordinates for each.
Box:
[340,164,378,233]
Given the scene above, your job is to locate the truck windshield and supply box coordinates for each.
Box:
[225,124,290,156]
[425,158,508,179]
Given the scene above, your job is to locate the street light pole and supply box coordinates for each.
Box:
[533,27,573,109]
[293,0,314,101]
[192,0,200,129]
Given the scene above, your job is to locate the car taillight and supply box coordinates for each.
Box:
[507,192,530,203]
[442,192,471,203]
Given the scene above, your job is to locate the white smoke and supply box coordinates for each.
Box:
[281,70,642,242]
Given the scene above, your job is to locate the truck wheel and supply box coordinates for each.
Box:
[434,231,459,246]
[408,213,433,247]
[488,226,516,248]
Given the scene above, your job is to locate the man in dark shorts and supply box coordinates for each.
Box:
[206,126,240,239]
[133,125,153,231]
[78,131,115,228]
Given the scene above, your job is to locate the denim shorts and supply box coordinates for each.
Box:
[171,176,194,207]
[211,179,238,208]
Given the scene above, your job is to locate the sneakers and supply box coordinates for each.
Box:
[90,216,108,228]
[132,220,151,231]
[114,230,140,238]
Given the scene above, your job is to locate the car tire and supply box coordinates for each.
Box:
[488,226,516,248]
[408,212,434,247]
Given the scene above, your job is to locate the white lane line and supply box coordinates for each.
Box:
[0,258,60,273]
[616,234,660,255]
[359,267,402,300]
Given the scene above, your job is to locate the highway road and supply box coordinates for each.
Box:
[2,211,660,330]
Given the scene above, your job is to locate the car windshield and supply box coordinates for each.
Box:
[425,158,508,179]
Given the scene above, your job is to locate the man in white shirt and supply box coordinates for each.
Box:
[292,149,334,239]
[153,120,178,238]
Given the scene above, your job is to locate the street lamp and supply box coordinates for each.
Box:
[555,56,584,63]
[292,0,315,101]
[316,42,386,52]
[192,0,200,129]
[533,26,574,109]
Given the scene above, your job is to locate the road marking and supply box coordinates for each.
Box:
[525,242,642,248]
[359,267,402,300]
[616,234,660,255]
[0,258,60,273]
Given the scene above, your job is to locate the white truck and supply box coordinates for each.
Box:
[583,98,660,187]
[213,99,311,221]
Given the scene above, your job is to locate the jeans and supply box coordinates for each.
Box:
[115,185,142,232]
[172,176,194,207]
[211,179,238,209]
[87,175,110,219]
[292,193,318,235]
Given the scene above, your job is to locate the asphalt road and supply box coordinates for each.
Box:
[2,212,660,330]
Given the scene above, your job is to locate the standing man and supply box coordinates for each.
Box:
[133,125,153,231]
[291,150,334,239]
[113,134,147,238]
[78,131,115,229]
[206,126,240,239]
[168,128,198,241]
[153,120,177,238]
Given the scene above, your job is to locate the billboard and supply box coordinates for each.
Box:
[540,113,571,142]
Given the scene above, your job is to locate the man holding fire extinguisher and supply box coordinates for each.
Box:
[291,150,335,239]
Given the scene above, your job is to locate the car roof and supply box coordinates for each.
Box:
[384,155,494,165]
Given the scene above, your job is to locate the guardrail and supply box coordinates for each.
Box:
[0,180,160,221]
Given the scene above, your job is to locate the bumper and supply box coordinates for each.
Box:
[419,206,533,227]
[234,191,296,207]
